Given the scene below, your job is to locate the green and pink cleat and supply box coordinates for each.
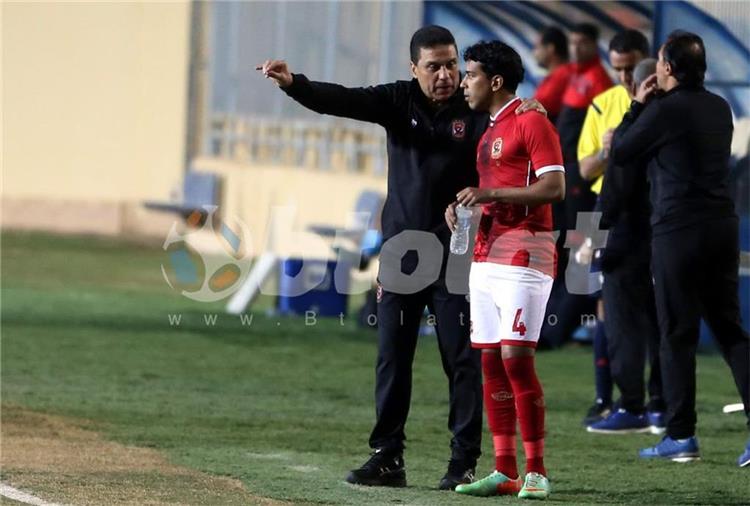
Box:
[455,470,550,499]
[455,470,521,496]
[518,472,551,500]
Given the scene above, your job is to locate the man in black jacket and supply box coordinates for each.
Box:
[586,58,665,436]
[259,26,546,488]
[611,31,749,465]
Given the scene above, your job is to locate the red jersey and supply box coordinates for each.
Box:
[533,63,572,120]
[561,57,612,109]
[473,97,565,277]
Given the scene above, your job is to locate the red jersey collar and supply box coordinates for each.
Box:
[489,96,520,122]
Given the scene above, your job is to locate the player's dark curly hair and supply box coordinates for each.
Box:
[463,40,525,93]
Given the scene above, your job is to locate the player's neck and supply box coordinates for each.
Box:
[488,94,517,120]
[547,57,566,72]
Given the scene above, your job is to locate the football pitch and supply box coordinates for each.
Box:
[1,231,748,505]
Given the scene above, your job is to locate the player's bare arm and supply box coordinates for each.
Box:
[456,171,565,207]
[579,153,605,181]
[579,128,613,181]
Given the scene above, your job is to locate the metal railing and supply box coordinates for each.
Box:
[207,114,387,176]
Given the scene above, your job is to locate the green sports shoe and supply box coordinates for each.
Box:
[518,472,550,500]
[454,470,521,496]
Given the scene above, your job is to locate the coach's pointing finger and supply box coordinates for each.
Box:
[257,59,293,88]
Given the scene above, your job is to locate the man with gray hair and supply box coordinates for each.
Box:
[587,57,665,434]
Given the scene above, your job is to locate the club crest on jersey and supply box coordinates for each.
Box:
[451,119,466,139]
[491,137,503,159]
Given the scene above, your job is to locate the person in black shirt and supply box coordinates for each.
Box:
[258,26,546,487]
[587,57,666,436]
[611,31,749,465]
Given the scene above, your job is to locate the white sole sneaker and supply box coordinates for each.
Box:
[649,425,666,435]
[586,426,651,434]
[671,456,701,463]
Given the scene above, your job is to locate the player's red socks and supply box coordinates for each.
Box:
[481,352,518,479]
[504,355,546,476]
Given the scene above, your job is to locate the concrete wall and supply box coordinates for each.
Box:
[1,1,387,250]
[2,2,192,236]
[192,157,387,259]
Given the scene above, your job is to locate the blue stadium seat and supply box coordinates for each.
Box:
[307,189,385,268]
[144,171,222,225]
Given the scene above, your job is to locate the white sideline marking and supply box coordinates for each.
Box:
[0,483,68,506]
[288,465,319,473]
[245,451,289,460]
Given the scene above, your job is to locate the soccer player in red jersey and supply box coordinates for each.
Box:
[532,26,571,125]
[445,40,565,500]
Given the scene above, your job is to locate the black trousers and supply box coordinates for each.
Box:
[369,279,483,462]
[651,217,750,439]
[602,244,663,414]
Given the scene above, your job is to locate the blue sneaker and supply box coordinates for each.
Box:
[647,411,666,435]
[587,408,650,434]
[639,436,700,462]
[739,439,750,468]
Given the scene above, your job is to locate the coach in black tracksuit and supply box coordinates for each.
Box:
[260,26,488,489]
[611,32,749,459]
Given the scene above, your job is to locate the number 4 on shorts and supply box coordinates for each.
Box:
[512,308,527,336]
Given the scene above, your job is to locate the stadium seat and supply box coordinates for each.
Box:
[143,171,222,226]
[226,190,385,316]
[307,189,385,269]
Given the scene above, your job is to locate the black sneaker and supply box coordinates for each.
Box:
[582,401,612,427]
[438,459,476,490]
[345,448,406,487]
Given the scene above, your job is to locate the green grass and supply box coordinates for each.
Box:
[2,230,748,505]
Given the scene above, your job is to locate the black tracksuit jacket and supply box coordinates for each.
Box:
[611,85,736,235]
[283,75,487,252]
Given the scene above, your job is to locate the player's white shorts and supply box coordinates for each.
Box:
[469,262,554,349]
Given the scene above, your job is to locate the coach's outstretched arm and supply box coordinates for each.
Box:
[258,59,399,127]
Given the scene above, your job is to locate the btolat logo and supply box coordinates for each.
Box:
[161,206,253,302]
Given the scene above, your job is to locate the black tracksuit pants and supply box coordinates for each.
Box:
[602,243,664,414]
[369,279,483,462]
[651,216,750,439]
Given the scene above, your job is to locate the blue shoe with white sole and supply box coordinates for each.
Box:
[639,436,700,462]
[739,439,750,468]
[587,409,650,434]
[647,411,666,435]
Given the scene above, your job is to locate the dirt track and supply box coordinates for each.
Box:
[0,405,285,505]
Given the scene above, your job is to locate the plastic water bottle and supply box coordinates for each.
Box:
[450,206,473,255]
